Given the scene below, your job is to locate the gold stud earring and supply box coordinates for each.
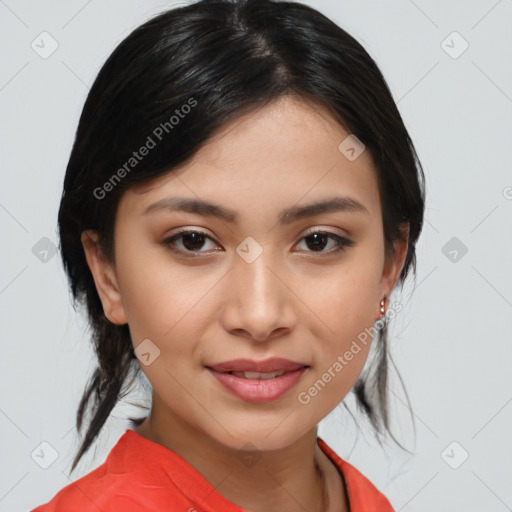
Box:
[379,297,386,317]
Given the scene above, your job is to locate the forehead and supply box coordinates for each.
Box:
[121,95,381,220]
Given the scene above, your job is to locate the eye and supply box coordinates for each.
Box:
[162,228,354,256]
[296,230,354,255]
[162,229,220,255]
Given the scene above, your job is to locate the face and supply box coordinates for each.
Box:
[82,95,408,452]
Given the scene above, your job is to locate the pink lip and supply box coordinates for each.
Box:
[207,357,309,373]
[206,359,309,403]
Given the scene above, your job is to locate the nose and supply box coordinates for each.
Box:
[220,248,297,343]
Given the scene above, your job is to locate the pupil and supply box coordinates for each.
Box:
[306,233,327,251]
[183,232,205,250]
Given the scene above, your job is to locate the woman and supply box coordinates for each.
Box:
[32,0,425,510]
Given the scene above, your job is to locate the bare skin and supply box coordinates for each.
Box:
[82,94,408,512]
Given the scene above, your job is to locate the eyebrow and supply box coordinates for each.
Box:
[143,195,369,224]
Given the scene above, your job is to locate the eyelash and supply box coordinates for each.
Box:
[162,228,354,257]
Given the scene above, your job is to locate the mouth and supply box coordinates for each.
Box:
[218,370,291,380]
[213,366,309,380]
[206,357,309,374]
[205,358,310,403]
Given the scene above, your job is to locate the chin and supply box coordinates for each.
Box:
[204,414,316,452]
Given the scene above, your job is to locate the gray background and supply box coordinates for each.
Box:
[1,0,511,510]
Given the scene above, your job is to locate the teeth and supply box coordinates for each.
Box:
[231,370,287,379]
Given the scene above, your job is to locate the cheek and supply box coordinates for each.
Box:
[317,294,375,383]
[310,266,380,333]
[297,274,378,413]
[115,246,219,357]
[301,258,381,383]
[114,244,176,341]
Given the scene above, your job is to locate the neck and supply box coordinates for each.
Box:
[135,412,329,512]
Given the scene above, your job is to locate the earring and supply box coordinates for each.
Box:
[379,297,386,318]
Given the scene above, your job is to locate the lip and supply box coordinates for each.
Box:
[206,358,309,403]
[207,357,309,373]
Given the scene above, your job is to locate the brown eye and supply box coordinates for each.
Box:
[163,229,219,254]
[297,231,354,255]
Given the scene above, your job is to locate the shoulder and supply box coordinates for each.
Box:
[32,490,150,512]
[30,431,164,512]
[30,463,143,512]
[30,429,205,512]
[317,437,395,512]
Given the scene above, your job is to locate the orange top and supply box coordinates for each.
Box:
[31,429,394,511]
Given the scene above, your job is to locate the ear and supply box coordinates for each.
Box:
[81,229,128,325]
[377,222,409,319]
